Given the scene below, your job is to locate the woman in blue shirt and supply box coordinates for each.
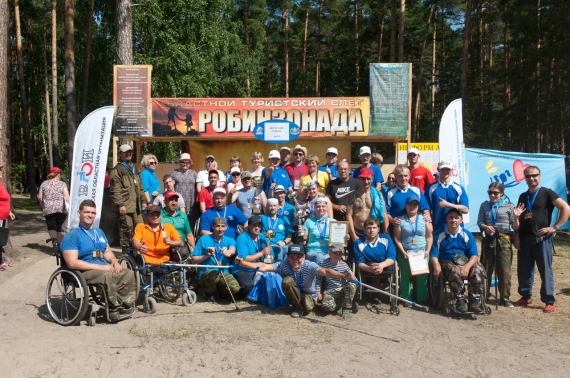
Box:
[393,196,433,306]
[140,154,162,202]
[301,197,335,264]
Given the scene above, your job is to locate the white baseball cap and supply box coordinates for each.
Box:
[359,146,371,156]
[230,167,241,174]
[438,160,453,170]
[119,144,133,152]
[326,147,338,155]
[280,146,291,152]
[179,153,191,161]
[268,150,280,159]
[213,187,226,196]
[267,198,279,205]
[407,148,420,155]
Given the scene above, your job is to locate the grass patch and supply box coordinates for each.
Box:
[11,195,41,211]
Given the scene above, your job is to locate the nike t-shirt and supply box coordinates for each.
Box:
[326,177,360,221]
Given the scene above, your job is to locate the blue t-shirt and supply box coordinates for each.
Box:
[318,164,339,180]
[353,165,384,186]
[60,227,109,266]
[385,185,430,218]
[140,168,162,196]
[304,216,335,254]
[261,214,293,244]
[272,259,320,298]
[236,231,271,261]
[262,167,293,196]
[200,206,248,240]
[277,203,296,224]
[193,234,237,277]
[431,226,478,261]
[425,180,469,231]
[398,215,427,250]
[353,235,396,265]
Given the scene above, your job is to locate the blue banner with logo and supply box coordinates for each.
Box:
[464,148,568,232]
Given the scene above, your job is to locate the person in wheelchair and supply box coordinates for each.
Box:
[60,200,136,321]
[353,217,396,276]
[430,208,486,314]
[161,190,196,259]
[131,204,184,265]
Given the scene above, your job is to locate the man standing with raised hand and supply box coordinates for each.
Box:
[352,146,384,191]
[262,150,293,196]
[318,147,340,181]
[513,166,570,313]
[407,147,434,192]
[110,144,147,251]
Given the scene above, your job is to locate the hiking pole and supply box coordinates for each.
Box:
[492,235,499,311]
[211,252,240,310]
[353,279,429,312]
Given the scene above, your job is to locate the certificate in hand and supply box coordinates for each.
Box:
[407,250,429,276]
[328,221,348,247]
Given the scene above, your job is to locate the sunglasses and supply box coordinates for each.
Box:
[242,177,252,181]
[525,174,540,179]
[294,153,304,156]
[149,162,157,165]
[387,178,396,182]
[232,173,241,176]
[487,191,501,195]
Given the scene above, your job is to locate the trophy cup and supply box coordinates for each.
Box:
[262,230,276,264]
[251,176,264,215]
[294,209,308,240]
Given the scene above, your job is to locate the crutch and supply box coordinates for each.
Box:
[353,279,430,312]
[211,253,240,310]
[491,235,499,311]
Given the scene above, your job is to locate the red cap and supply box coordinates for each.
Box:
[359,167,373,178]
[49,167,61,174]
[164,190,179,200]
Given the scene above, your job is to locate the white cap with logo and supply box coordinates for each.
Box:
[438,160,453,170]
[326,147,338,155]
[268,150,280,159]
[359,146,371,156]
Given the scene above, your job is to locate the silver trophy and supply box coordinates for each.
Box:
[294,209,308,240]
[262,230,276,264]
[251,176,264,215]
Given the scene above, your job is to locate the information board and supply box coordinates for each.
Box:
[113,65,152,136]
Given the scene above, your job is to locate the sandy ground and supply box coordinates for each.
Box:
[1,207,570,377]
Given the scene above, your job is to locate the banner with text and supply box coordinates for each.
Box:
[67,106,114,230]
[397,143,439,172]
[113,65,152,136]
[464,148,568,232]
[151,97,369,138]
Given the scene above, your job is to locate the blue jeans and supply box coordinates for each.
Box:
[272,244,289,262]
[517,236,555,304]
[306,251,329,264]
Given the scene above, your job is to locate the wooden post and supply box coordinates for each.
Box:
[112,136,118,167]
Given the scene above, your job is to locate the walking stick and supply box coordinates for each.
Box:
[353,279,430,312]
[211,252,240,310]
[492,235,499,311]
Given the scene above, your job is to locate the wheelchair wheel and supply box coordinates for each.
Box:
[352,301,359,314]
[193,218,201,242]
[46,268,89,326]
[118,254,140,299]
[392,261,400,298]
[143,297,157,314]
[429,273,445,310]
[182,290,197,306]
[158,276,181,303]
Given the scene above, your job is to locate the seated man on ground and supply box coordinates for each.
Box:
[61,199,136,321]
[354,217,396,276]
[235,244,355,318]
[315,244,357,319]
[161,191,196,259]
[262,198,293,261]
[131,204,184,265]
[430,208,486,314]
[192,217,240,303]
[235,215,273,292]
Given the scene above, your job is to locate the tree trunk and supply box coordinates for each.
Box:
[51,0,59,168]
[316,0,322,96]
[43,27,53,168]
[377,9,385,62]
[431,19,437,131]
[14,0,37,198]
[302,3,309,95]
[460,0,472,116]
[64,0,77,168]
[284,2,289,97]
[503,4,510,144]
[354,0,360,93]
[81,0,95,119]
[397,0,405,62]
[116,0,133,65]
[390,0,396,62]
[535,0,541,152]
[244,0,251,96]
[412,2,436,141]
[264,23,273,96]
[0,0,10,192]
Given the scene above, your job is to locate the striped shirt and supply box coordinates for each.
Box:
[315,258,351,293]
[476,200,514,233]
[272,259,320,299]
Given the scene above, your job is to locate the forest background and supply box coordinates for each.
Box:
[0,0,568,198]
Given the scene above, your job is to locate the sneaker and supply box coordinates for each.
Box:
[290,310,302,318]
[501,299,514,308]
[119,306,135,316]
[514,297,532,307]
[543,304,555,313]
[109,310,120,321]
[468,301,485,314]
[342,309,351,320]
[204,294,216,304]
[0,262,8,270]
[455,299,468,313]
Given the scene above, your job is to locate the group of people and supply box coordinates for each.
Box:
[49,143,570,321]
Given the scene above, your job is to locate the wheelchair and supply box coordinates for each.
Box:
[124,245,198,314]
[428,263,491,317]
[45,246,137,327]
[357,261,400,316]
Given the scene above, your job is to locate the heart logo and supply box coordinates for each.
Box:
[513,160,530,182]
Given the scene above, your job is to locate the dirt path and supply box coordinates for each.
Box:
[1,207,570,377]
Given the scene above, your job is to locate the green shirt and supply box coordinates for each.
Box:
[161,209,191,243]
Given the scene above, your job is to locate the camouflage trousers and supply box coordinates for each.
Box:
[281,276,316,313]
[440,261,486,302]
[82,269,136,308]
[200,270,240,296]
[118,212,143,249]
[480,235,513,301]
[321,283,357,312]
